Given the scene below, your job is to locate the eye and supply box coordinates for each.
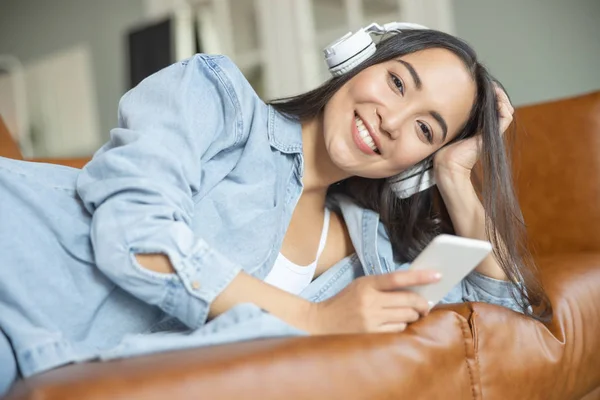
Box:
[418,121,434,144]
[389,73,405,95]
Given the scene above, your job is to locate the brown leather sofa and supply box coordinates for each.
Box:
[1,91,600,400]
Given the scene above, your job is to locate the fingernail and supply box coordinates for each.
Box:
[432,272,442,280]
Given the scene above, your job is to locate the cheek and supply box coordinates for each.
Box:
[321,112,350,163]
[350,67,388,94]
[322,106,342,149]
[323,93,349,135]
[389,135,436,168]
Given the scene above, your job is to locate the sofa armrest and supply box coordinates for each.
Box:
[471,253,600,400]
[28,157,90,169]
[0,116,24,160]
[7,307,480,400]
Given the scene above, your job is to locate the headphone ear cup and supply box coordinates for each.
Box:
[388,161,436,199]
[329,43,376,76]
[324,21,429,77]
[324,28,375,77]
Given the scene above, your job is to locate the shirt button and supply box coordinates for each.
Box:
[191,281,200,290]
[369,265,375,274]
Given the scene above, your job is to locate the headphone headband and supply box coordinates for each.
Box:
[323,22,428,77]
[365,22,429,35]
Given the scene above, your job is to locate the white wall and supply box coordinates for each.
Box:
[0,0,146,150]
[452,0,600,106]
[0,45,102,157]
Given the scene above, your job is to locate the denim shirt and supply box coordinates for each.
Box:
[0,54,522,382]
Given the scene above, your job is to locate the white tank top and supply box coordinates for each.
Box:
[264,208,330,295]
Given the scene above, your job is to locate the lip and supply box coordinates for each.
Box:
[352,113,377,156]
[354,112,382,154]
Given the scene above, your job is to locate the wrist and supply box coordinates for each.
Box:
[434,162,471,183]
[434,167,484,239]
[303,301,323,335]
[269,295,319,334]
[435,166,474,195]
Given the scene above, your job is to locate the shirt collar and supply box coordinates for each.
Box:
[267,105,303,155]
[328,194,386,276]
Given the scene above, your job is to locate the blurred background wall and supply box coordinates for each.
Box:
[453,0,600,107]
[0,0,144,157]
[0,0,598,157]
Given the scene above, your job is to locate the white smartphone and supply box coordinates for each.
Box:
[407,234,493,308]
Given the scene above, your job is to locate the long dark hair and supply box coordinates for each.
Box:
[270,29,552,321]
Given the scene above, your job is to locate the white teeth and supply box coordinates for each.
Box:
[355,116,378,152]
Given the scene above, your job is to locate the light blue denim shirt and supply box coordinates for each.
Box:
[0,54,522,387]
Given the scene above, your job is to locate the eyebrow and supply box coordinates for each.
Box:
[397,59,422,89]
[397,59,448,142]
[430,111,448,141]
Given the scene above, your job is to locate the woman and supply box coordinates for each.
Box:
[0,27,551,390]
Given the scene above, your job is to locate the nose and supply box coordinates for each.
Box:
[377,107,408,140]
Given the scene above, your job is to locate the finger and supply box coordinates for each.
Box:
[379,306,422,323]
[495,86,514,114]
[506,100,514,114]
[497,99,513,117]
[377,323,408,333]
[498,103,514,134]
[493,83,507,99]
[375,269,442,291]
[495,92,511,109]
[500,97,514,115]
[379,292,430,315]
[498,101,512,119]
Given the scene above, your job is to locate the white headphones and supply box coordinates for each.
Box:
[323,22,435,199]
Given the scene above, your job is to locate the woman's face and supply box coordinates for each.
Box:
[322,47,477,179]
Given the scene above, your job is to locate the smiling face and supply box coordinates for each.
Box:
[322,47,477,179]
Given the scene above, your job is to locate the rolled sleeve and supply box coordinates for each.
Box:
[77,54,244,328]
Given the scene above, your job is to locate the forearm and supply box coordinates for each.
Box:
[136,254,314,330]
[208,269,313,327]
[435,171,508,280]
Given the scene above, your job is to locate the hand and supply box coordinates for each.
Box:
[434,83,514,176]
[306,270,441,334]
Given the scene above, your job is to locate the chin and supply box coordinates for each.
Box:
[327,138,356,167]
[332,158,382,180]
[326,139,376,179]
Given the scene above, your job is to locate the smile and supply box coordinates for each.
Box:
[353,114,380,155]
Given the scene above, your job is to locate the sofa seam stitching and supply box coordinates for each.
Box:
[458,312,478,400]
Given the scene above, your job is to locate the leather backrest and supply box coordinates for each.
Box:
[512,91,600,255]
[0,115,89,168]
[0,116,23,160]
